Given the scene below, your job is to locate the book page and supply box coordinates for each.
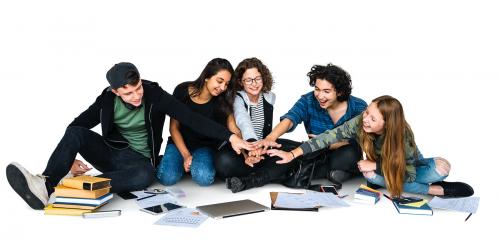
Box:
[428,196,480,213]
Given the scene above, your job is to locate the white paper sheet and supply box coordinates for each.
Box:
[154,208,208,228]
[428,196,480,213]
[274,191,349,209]
[135,193,179,209]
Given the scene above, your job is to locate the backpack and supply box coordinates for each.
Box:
[273,139,330,189]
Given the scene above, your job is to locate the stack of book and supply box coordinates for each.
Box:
[44,176,112,216]
[353,185,382,205]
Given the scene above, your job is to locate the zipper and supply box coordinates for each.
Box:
[100,109,130,150]
[149,103,155,167]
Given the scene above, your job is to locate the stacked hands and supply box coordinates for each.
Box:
[231,137,289,167]
[231,134,377,172]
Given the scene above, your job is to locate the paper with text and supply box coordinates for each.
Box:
[428,196,479,213]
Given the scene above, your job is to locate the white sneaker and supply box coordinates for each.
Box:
[6,162,49,210]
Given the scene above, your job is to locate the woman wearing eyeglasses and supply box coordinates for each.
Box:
[214,58,287,190]
[156,58,241,187]
[219,62,367,193]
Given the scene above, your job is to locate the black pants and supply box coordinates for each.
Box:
[214,138,300,181]
[313,141,363,179]
[214,138,362,181]
[42,126,155,195]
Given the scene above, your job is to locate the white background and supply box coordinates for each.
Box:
[0,0,498,243]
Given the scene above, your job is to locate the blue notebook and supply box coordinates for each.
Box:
[392,200,433,216]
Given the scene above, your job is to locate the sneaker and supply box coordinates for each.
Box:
[6,162,49,210]
[432,181,474,198]
[326,170,351,189]
[229,177,245,193]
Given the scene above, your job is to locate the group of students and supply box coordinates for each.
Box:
[6,58,474,211]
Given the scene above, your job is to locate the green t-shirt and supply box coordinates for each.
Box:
[113,97,151,158]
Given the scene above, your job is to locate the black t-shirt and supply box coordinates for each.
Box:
[167,82,227,151]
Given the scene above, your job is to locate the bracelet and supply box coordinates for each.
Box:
[290,151,295,159]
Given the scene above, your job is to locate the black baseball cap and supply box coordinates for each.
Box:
[106,62,140,89]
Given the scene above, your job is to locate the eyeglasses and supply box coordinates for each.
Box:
[242,76,263,85]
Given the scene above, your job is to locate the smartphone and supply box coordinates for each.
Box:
[320,185,338,195]
[140,203,184,215]
[82,210,121,218]
[117,192,138,200]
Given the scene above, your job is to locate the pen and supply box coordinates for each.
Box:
[137,194,156,201]
[383,194,392,201]
[465,212,472,222]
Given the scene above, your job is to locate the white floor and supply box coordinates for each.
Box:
[0,170,491,244]
[1,1,498,243]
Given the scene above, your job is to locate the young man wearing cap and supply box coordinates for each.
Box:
[6,62,254,210]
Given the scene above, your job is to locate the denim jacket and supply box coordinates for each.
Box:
[280,92,367,135]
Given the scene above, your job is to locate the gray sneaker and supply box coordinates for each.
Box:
[6,162,49,210]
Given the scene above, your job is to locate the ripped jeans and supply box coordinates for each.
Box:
[364,157,448,194]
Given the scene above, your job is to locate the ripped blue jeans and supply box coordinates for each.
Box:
[365,157,448,194]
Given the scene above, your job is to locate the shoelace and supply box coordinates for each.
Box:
[35,174,48,181]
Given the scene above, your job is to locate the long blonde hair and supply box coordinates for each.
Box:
[359,95,416,197]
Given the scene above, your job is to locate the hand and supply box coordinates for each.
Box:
[266,149,294,164]
[357,160,376,172]
[307,134,317,139]
[256,138,282,153]
[247,148,267,158]
[229,134,257,154]
[70,159,92,176]
[183,155,193,172]
[244,155,263,167]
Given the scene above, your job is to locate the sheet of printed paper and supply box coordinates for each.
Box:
[155,208,208,228]
[274,191,349,208]
[135,193,179,209]
[428,196,480,213]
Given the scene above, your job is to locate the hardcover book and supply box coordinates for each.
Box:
[62,176,111,190]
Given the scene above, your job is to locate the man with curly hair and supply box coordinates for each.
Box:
[231,64,367,192]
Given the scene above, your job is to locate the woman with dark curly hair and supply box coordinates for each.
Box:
[156,58,242,186]
[228,64,367,192]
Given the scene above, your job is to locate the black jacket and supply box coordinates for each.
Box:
[69,80,233,167]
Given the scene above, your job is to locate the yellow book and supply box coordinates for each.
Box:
[401,199,428,208]
[52,202,107,210]
[44,205,91,216]
[54,185,110,199]
[62,175,111,191]
[359,184,382,194]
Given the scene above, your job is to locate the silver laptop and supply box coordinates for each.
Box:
[196,199,269,219]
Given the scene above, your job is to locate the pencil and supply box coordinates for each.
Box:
[383,194,392,200]
[137,194,156,201]
[465,212,473,222]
